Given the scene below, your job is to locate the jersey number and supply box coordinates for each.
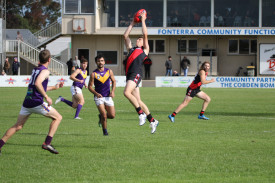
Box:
[29,70,41,85]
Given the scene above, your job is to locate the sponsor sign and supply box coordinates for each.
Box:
[260,44,275,75]
[156,76,275,88]
[148,28,275,36]
[0,76,133,87]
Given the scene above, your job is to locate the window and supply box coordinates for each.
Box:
[178,40,197,53]
[178,40,187,52]
[65,0,78,14]
[64,0,94,14]
[102,0,115,27]
[119,0,163,27]
[239,39,249,54]
[123,38,165,54]
[167,0,211,27]
[96,51,118,65]
[149,40,154,53]
[189,40,197,53]
[262,0,275,27]
[149,39,165,53]
[214,0,258,27]
[229,40,238,53]
[81,0,94,14]
[229,39,257,54]
[155,40,165,52]
[250,40,257,53]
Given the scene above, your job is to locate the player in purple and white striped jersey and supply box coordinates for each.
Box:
[88,54,116,136]
[55,58,88,119]
[0,49,63,155]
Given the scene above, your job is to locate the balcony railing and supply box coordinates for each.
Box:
[28,18,62,47]
[6,40,67,75]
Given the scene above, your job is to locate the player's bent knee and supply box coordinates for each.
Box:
[123,91,131,99]
[108,114,115,119]
[53,113,62,122]
[15,125,24,131]
[57,114,63,122]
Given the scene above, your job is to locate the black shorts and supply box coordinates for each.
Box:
[186,87,201,98]
[126,73,142,87]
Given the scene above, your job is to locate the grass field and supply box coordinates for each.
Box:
[0,87,274,183]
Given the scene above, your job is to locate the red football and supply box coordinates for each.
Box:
[134,9,147,23]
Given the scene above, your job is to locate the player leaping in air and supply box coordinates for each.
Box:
[168,61,215,122]
[123,10,159,134]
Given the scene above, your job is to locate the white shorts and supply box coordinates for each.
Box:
[19,102,53,116]
[94,96,114,106]
[71,85,82,96]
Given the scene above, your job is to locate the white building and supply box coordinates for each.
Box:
[61,0,275,77]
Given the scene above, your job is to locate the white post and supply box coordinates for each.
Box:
[17,40,20,75]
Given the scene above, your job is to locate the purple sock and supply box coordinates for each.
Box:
[75,104,83,118]
[44,136,52,145]
[0,139,5,149]
[61,98,73,107]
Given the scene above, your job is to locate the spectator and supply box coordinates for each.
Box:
[172,70,179,76]
[66,58,73,75]
[165,56,173,76]
[72,56,80,72]
[16,31,23,41]
[2,70,6,76]
[4,58,10,75]
[180,56,191,76]
[143,56,152,79]
[12,57,20,75]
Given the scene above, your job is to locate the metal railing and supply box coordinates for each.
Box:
[6,40,67,75]
[28,18,62,47]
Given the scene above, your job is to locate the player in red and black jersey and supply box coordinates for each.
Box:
[123,11,159,134]
[168,61,215,122]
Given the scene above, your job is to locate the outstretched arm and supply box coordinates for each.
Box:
[140,12,149,55]
[124,19,137,52]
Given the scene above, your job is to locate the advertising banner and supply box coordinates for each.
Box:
[148,28,275,36]
[259,44,275,75]
[0,76,134,87]
[156,76,275,88]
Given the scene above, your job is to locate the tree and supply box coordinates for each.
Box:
[6,0,61,33]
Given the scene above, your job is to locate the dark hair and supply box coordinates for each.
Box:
[95,54,104,62]
[168,56,172,58]
[39,49,51,64]
[81,58,88,63]
[199,61,210,71]
[138,35,143,39]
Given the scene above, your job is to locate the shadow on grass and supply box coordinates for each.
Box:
[153,110,275,118]
[6,142,106,149]
[16,132,91,136]
[209,111,275,118]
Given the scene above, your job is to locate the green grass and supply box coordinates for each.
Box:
[0,87,274,183]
